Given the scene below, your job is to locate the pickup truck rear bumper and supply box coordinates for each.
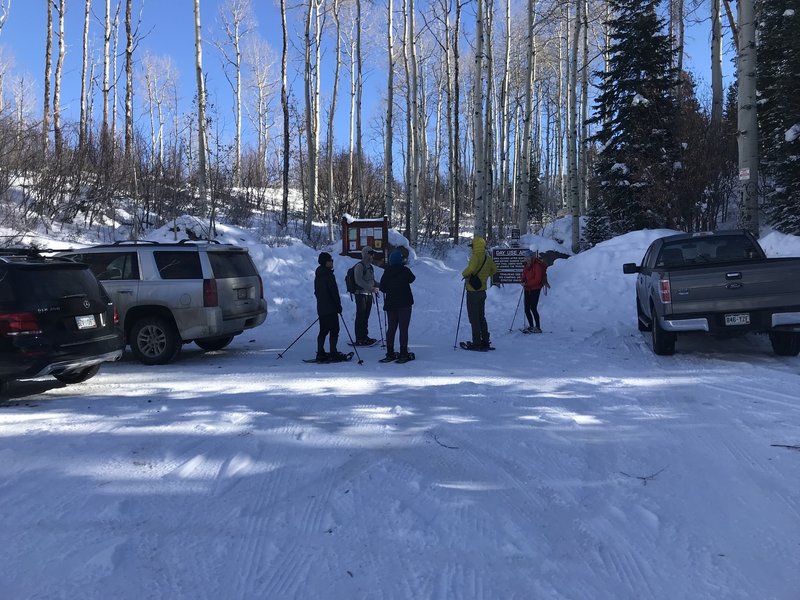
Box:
[661,310,800,333]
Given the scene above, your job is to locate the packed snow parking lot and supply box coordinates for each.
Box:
[1,223,799,599]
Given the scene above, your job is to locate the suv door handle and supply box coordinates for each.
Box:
[725,272,742,280]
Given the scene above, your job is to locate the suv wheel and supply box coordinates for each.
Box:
[130,316,181,365]
[55,364,101,384]
[195,335,235,351]
[769,331,800,356]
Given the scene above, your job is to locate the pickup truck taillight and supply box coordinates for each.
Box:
[203,279,219,307]
[659,278,672,304]
[0,312,42,336]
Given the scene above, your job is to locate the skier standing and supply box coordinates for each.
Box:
[379,249,416,362]
[521,250,549,333]
[314,252,347,362]
[353,246,381,345]
[461,236,498,351]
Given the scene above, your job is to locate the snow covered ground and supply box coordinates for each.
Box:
[2,222,800,599]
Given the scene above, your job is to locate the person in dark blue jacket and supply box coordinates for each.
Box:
[314,252,346,362]
[379,249,416,361]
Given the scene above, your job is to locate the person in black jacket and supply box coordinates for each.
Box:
[378,249,416,361]
[314,252,346,362]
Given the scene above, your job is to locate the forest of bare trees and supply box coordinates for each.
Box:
[0,0,788,251]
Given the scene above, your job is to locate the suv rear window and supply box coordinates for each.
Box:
[154,251,203,280]
[208,252,258,278]
[0,265,103,303]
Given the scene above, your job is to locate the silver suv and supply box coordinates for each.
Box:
[59,241,267,364]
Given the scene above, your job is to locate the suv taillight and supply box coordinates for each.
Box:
[659,278,672,304]
[203,279,218,307]
[0,312,42,336]
[257,274,265,300]
[113,305,120,325]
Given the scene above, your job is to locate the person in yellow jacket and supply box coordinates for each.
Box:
[460,236,498,350]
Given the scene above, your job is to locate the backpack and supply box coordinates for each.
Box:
[345,264,359,296]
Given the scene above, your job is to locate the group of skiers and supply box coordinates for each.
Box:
[312,236,549,362]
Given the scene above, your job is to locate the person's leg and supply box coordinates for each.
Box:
[523,291,534,329]
[530,289,542,329]
[328,314,341,354]
[317,318,329,356]
[477,292,490,347]
[398,306,412,354]
[466,291,483,346]
[355,294,374,341]
[385,309,399,354]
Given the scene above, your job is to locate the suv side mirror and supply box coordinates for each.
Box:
[622,263,640,274]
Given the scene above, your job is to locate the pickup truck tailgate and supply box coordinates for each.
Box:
[666,258,800,315]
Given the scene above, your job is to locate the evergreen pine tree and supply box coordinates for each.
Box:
[588,0,680,236]
[757,0,800,234]
[583,198,612,247]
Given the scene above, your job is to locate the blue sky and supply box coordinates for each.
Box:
[0,0,735,153]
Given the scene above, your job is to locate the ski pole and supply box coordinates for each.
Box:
[453,282,466,350]
[509,288,523,332]
[340,314,364,365]
[277,317,319,359]
[374,292,386,348]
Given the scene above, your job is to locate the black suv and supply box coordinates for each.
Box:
[0,250,124,396]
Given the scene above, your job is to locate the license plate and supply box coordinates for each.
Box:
[237,288,249,300]
[75,315,97,330]
[725,313,750,326]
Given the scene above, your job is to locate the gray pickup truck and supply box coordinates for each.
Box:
[622,230,800,356]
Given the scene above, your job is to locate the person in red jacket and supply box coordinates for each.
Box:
[520,250,549,333]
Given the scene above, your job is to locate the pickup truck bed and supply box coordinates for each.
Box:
[623,231,800,356]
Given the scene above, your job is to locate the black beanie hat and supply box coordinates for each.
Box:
[318,252,332,265]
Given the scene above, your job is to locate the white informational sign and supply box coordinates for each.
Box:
[739,167,751,181]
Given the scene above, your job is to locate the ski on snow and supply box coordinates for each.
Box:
[303,352,355,363]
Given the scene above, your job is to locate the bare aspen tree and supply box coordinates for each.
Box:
[384,0,395,223]
[402,0,412,235]
[0,1,9,35]
[244,37,274,184]
[736,0,758,235]
[408,0,419,242]
[215,0,255,188]
[111,6,120,147]
[280,0,289,226]
[348,32,355,204]
[453,0,461,242]
[355,0,365,217]
[124,0,134,161]
[303,0,324,239]
[497,0,511,237]
[473,0,486,239]
[483,0,495,241]
[42,0,52,158]
[101,0,111,156]
[78,0,92,152]
[710,0,723,128]
[141,53,175,175]
[567,1,581,253]
[670,0,685,74]
[193,0,211,234]
[53,0,65,158]
[326,0,342,243]
[518,0,536,234]
[579,0,588,215]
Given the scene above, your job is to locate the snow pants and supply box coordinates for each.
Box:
[524,289,542,329]
[466,290,490,347]
[386,306,412,354]
[355,293,374,342]
[317,313,340,354]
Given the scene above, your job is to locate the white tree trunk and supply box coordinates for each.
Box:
[53,0,65,158]
[193,0,210,233]
[327,0,342,243]
[710,0,723,128]
[736,0,758,235]
[517,0,536,234]
[384,0,395,224]
[567,1,580,253]
[79,0,92,152]
[473,0,486,239]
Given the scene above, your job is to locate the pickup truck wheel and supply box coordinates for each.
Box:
[637,300,651,332]
[195,335,235,351]
[650,305,676,355]
[54,364,101,384]
[769,331,800,356]
[130,316,182,365]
